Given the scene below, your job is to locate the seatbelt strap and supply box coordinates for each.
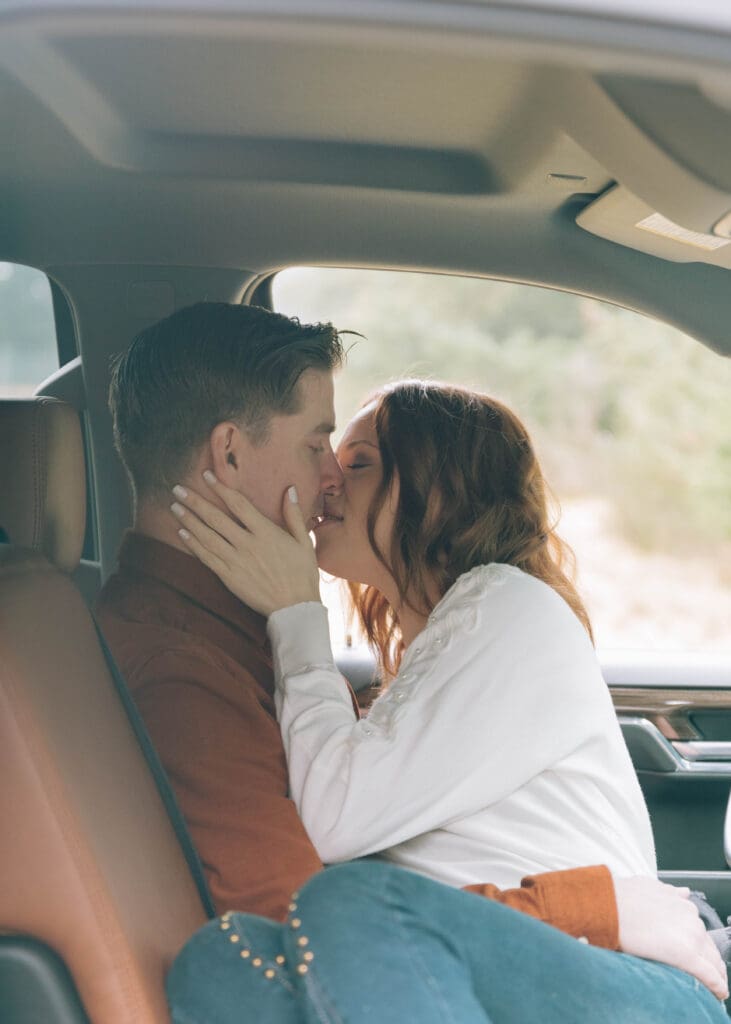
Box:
[92,617,217,919]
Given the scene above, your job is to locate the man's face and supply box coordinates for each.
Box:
[237,369,342,528]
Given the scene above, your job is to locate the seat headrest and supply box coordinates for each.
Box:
[0,398,86,573]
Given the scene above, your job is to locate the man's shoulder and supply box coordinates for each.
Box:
[98,569,181,655]
[99,608,229,685]
[97,572,266,697]
[97,560,173,619]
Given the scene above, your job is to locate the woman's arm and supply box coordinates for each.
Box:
[268,590,601,862]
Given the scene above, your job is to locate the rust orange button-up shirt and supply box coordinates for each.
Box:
[96,531,618,947]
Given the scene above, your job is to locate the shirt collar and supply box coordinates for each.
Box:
[116,530,269,650]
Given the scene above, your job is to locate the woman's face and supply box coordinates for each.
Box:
[313,403,398,592]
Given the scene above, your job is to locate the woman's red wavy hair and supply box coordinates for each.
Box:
[347,380,593,677]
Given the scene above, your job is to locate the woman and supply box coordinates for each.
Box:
[176,381,654,884]
[167,380,727,1022]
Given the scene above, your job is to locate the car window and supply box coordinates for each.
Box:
[0,263,59,395]
[0,262,99,562]
[274,267,730,655]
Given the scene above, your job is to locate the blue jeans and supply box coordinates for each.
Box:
[168,860,728,1023]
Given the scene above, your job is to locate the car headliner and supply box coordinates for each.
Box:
[2,0,731,364]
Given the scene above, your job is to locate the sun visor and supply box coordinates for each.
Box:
[576,185,731,268]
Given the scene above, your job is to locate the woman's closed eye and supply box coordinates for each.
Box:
[341,445,376,471]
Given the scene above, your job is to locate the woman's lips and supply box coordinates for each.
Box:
[312,511,344,531]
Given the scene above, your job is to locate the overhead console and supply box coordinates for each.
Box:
[574,74,731,266]
[577,184,731,268]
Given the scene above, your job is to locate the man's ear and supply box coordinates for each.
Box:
[209,421,248,485]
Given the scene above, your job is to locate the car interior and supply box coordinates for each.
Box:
[1,2,730,1021]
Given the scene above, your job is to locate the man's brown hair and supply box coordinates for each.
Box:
[109,302,344,504]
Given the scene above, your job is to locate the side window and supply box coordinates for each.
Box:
[273,267,731,656]
[0,262,97,563]
[0,263,58,395]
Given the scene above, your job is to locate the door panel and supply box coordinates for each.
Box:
[612,675,731,893]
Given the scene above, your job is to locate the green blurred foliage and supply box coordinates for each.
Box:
[275,268,731,557]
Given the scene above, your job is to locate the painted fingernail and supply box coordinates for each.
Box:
[203,470,217,485]
[288,486,299,504]
[178,528,190,541]
[171,502,185,518]
[172,484,188,499]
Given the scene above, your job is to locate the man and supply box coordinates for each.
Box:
[97,302,726,1004]
[98,302,338,919]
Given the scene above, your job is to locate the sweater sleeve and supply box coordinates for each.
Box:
[269,590,599,864]
[464,864,619,949]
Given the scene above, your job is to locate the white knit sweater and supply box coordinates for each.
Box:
[268,563,657,889]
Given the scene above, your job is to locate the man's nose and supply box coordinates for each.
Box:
[322,447,344,495]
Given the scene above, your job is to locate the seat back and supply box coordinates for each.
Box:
[0,398,207,1023]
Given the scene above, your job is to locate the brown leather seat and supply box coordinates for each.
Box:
[0,397,207,1023]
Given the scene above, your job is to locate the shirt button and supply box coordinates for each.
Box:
[394,691,406,702]
[363,726,373,735]
[433,635,444,645]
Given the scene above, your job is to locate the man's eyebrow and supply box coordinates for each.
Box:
[343,439,379,450]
